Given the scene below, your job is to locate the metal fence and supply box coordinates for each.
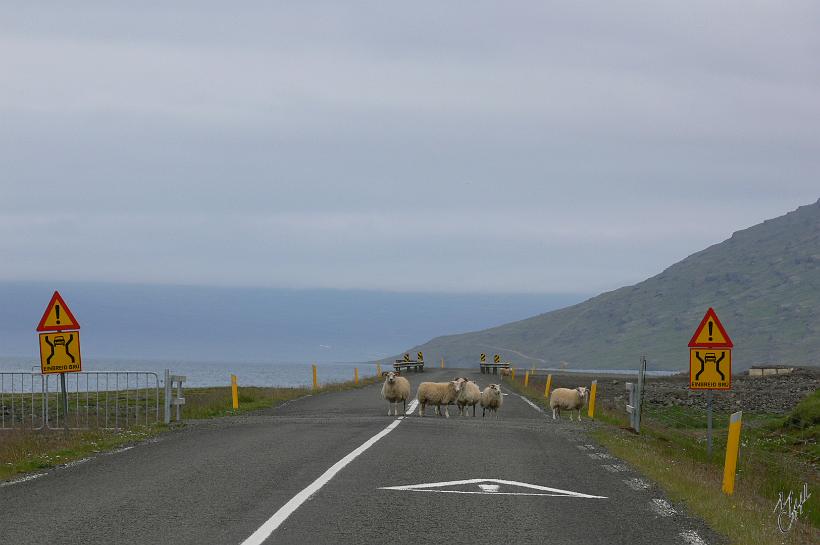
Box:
[0,371,161,430]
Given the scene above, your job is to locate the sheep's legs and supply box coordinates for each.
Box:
[552,408,558,420]
[418,402,425,417]
[444,406,450,418]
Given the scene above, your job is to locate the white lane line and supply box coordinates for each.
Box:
[679,530,707,545]
[405,399,419,415]
[61,457,91,469]
[650,498,677,517]
[0,473,47,488]
[624,477,650,491]
[240,417,405,545]
[517,394,543,413]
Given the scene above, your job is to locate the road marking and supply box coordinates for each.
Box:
[405,399,418,415]
[380,478,606,498]
[240,416,405,545]
[60,457,91,469]
[650,498,677,517]
[679,530,707,545]
[0,473,47,487]
[624,477,650,490]
[517,394,543,413]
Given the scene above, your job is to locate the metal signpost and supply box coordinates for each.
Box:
[688,307,733,457]
[36,291,82,433]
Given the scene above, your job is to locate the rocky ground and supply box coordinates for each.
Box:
[604,367,819,414]
[524,367,819,415]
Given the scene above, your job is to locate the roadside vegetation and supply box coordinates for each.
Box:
[0,374,382,482]
[504,374,819,545]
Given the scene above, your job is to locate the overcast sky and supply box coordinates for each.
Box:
[1,2,818,294]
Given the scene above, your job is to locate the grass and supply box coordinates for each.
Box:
[0,374,381,481]
[504,373,819,544]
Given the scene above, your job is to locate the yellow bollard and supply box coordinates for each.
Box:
[376,363,382,376]
[722,411,743,495]
[544,374,552,398]
[511,368,516,381]
[312,364,318,390]
[524,371,529,387]
[587,380,598,419]
[440,358,444,369]
[231,374,239,410]
[354,367,359,385]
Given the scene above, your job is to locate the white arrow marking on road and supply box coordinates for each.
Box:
[379,478,606,498]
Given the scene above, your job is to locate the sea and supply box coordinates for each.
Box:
[0,357,381,388]
[1,356,680,388]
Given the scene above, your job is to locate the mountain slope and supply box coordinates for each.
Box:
[407,199,820,371]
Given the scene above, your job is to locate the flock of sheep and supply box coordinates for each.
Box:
[380,371,590,421]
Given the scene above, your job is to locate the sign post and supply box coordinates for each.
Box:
[688,308,733,458]
[36,291,82,433]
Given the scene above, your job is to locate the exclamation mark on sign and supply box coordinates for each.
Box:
[708,320,713,341]
[55,304,61,325]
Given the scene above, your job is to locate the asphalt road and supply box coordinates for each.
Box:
[0,368,723,545]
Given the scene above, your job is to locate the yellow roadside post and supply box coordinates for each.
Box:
[722,411,743,495]
[354,367,359,385]
[511,368,516,381]
[544,374,552,398]
[231,374,239,410]
[312,364,318,390]
[524,371,530,387]
[376,363,382,376]
[587,380,598,419]
[440,358,444,369]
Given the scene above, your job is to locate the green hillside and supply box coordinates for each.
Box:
[406,199,820,371]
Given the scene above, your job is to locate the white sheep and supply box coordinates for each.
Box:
[381,372,411,416]
[456,380,481,417]
[499,368,512,377]
[480,384,503,418]
[549,386,589,421]
[416,380,462,417]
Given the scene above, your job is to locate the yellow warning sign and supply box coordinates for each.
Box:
[480,353,486,363]
[494,354,501,363]
[417,352,424,362]
[689,348,731,390]
[39,331,82,374]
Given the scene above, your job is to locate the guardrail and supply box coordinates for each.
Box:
[1,371,161,430]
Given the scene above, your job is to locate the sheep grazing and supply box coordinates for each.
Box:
[416,380,462,418]
[499,368,512,377]
[456,380,481,417]
[549,386,589,421]
[381,372,411,416]
[480,384,503,418]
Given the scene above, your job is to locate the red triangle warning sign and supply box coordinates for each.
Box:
[688,307,732,348]
[36,291,80,332]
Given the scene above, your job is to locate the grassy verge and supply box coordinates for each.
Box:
[0,374,381,482]
[505,375,819,545]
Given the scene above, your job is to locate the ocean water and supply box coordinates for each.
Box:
[0,357,382,388]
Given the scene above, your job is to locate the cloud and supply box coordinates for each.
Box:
[0,2,818,293]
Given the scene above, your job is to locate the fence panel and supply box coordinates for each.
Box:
[1,371,160,430]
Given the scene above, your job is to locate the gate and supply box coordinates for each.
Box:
[1,371,161,430]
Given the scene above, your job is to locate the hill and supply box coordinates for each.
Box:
[405,199,820,371]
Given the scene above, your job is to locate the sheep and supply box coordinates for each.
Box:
[549,386,589,421]
[416,380,462,417]
[499,367,512,377]
[480,384,503,418]
[381,371,411,416]
[456,380,481,417]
